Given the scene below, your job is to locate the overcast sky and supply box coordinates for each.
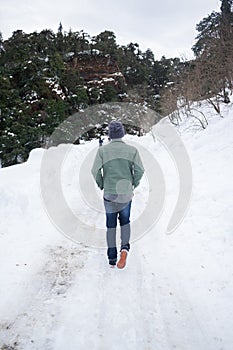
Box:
[0,0,220,59]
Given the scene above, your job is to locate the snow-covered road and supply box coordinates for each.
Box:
[0,100,233,350]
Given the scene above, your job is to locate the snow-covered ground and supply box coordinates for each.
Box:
[0,99,233,350]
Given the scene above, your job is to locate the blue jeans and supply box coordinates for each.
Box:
[104,199,131,261]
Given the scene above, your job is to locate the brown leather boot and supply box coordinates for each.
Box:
[117,250,128,269]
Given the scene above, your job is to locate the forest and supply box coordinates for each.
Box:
[0,0,232,166]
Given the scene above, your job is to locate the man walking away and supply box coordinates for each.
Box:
[91,120,144,269]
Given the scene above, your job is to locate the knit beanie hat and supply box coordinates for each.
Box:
[108,121,125,139]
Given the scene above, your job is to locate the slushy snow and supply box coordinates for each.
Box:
[0,99,233,350]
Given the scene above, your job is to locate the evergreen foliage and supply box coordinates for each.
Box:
[0,26,174,166]
[1,0,232,166]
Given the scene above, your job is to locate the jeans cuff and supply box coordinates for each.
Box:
[120,243,130,252]
[109,259,117,265]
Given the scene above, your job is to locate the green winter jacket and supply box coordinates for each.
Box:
[91,139,144,195]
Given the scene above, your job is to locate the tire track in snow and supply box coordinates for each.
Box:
[96,243,167,350]
[138,229,212,350]
[137,252,170,350]
[150,256,211,350]
[0,244,87,350]
[96,246,143,350]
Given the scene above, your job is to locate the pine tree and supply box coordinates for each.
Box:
[220,0,233,41]
[190,0,233,101]
[0,32,4,53]
[56,22,64,54]
[58,22,63,34]
[192,11,221,56]
[93,31,118,57]
[221,0,233,15]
